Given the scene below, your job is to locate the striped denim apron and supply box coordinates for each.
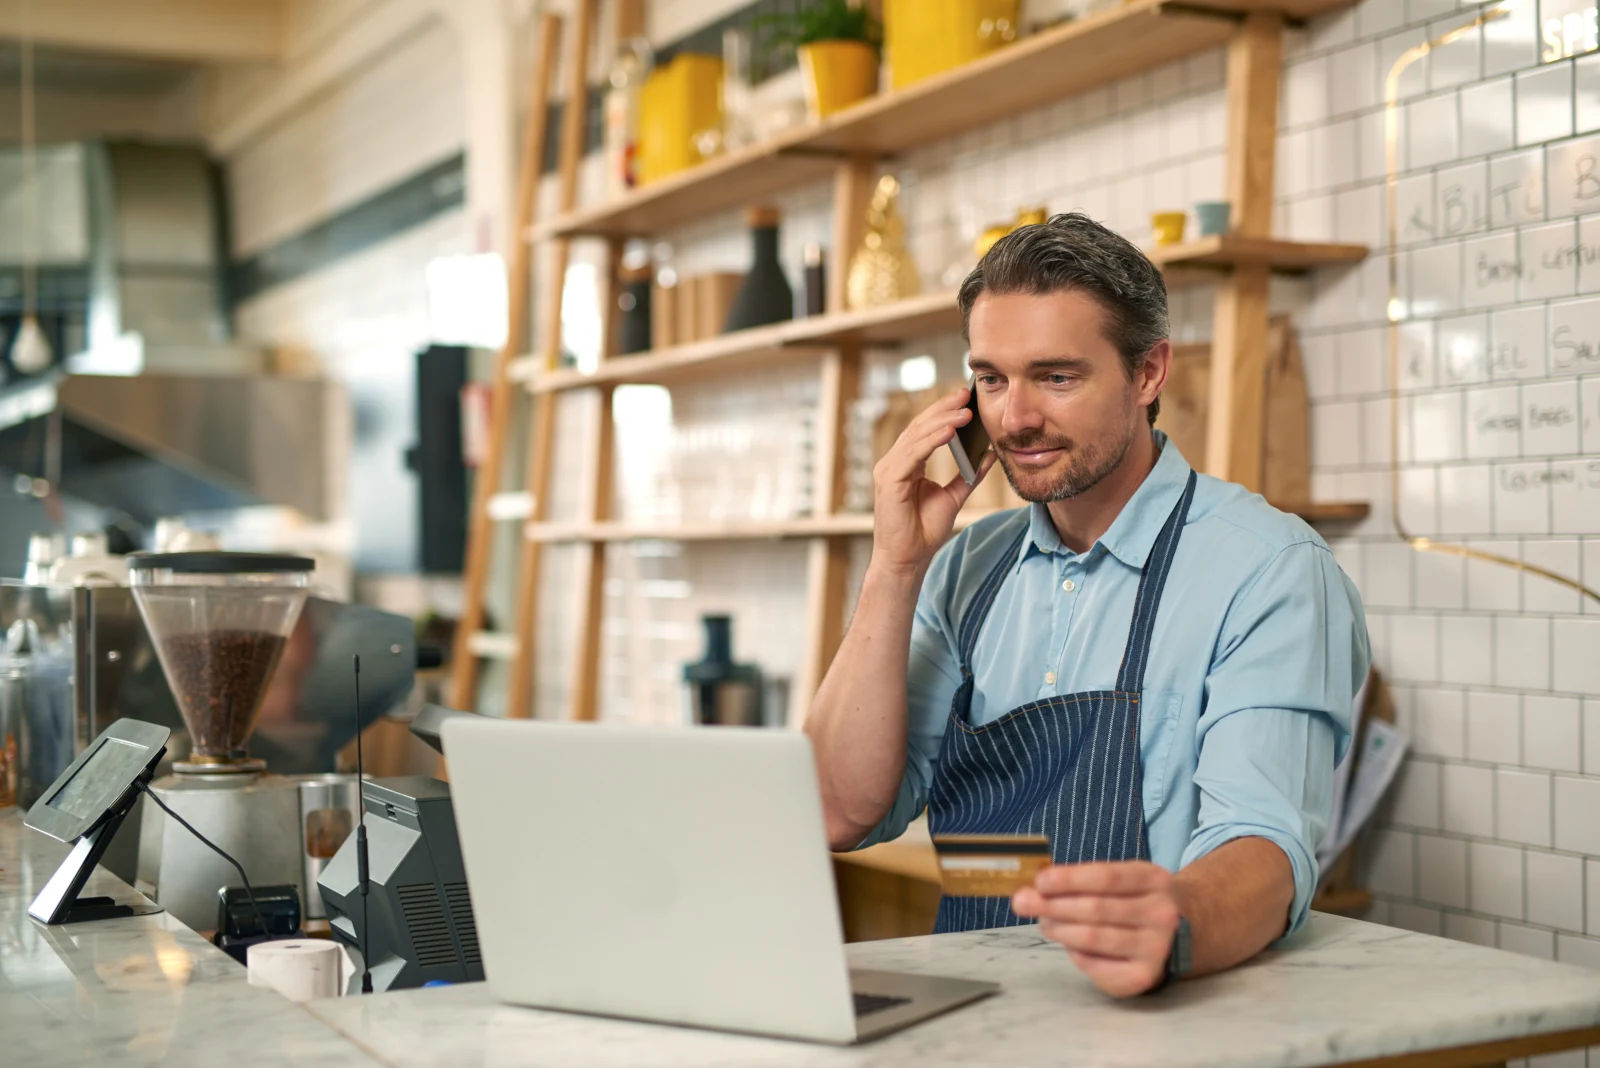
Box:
[927,470,1197,934]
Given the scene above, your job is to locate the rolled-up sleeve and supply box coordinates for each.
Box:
[851,539,969,849]
[1180,541,1369,935]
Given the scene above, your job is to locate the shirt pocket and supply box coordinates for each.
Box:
[1139,691,1183,816]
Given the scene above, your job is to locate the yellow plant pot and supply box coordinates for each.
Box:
[799,41,879,121]
[886,0,1020,91]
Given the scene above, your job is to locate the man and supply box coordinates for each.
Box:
[805,214,1369,999]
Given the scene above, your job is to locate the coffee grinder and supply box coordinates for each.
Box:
[130,551,316,931]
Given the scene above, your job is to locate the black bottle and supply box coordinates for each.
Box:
[723,205,794,333]
[618,265,652,355]
[803,243,827,317]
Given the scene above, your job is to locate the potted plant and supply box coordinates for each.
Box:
[762,0,882,121]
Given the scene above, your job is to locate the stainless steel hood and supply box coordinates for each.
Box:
[0,370,335,521]
[0,141,336,523]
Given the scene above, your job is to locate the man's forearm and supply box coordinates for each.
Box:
[804,563,924,850]
[1174,837,1296,977]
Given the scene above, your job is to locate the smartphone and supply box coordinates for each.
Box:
[947,380,991,486]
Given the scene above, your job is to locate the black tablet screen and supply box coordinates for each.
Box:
[47,738,150,820]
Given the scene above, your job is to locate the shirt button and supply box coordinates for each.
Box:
[1045,672,1057,686]
[1061,578,1076,592]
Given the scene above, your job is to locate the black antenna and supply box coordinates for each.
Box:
[354,654,372,995]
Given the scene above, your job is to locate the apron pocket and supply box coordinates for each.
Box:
[1140,691,1183,815]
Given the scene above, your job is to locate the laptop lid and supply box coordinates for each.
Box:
[441,719,859,1044]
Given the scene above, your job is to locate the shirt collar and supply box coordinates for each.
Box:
[1018,430,1192,570]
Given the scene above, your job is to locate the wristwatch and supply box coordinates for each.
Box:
[1150,915,1192,994]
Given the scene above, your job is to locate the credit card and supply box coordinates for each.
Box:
[932,834,1052,898]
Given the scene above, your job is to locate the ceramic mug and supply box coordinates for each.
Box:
[1151,212,1187,245]
[1195,201,1232,236]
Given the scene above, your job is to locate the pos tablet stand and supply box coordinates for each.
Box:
[25,719,170,925]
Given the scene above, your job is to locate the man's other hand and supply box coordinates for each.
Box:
[1011,861,1180,998]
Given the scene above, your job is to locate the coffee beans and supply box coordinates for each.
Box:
[157,630,287,759]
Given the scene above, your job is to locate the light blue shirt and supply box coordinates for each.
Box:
[860,432,1370,934]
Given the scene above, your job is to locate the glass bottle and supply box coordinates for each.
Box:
[723,206,794,332]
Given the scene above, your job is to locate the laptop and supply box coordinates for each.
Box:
[441,718,998,1045]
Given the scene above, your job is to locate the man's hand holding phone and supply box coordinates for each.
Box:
[870,385,995,581]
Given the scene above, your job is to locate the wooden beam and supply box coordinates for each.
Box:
[1205,11,1282,490]
[796,151,877,724]
[803,343,859,704]
[0,0,286,65]
[568,237,623,722]
[828,157,878,314]
[1205,266,1272,490]
[1224,11,1283,239]
[507,0,597,720]
[794,339,863,726]
[450,10,562,713]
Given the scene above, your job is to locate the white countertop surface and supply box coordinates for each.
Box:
[8,807,1600,1067]
[0,809,378,1068]
[305,916,1600,1068]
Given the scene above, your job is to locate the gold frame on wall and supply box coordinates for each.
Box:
[1384,1,1600,604]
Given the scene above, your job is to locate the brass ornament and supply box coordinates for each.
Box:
[846,175,922,309]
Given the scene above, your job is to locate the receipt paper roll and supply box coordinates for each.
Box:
[248,939,344,1001]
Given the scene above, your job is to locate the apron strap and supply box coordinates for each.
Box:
[956,526,1030,676]
[1115,470,1198,695]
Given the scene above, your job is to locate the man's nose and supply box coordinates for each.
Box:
[998,384,1044,437]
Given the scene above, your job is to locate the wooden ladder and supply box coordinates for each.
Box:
[449,0,592,716]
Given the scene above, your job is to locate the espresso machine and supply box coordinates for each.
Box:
[129,552,341,931]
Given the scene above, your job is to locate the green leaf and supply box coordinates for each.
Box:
[756,0,882,56]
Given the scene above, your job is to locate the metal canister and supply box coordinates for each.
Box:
[1,616,74,810]
[296,774,362,920]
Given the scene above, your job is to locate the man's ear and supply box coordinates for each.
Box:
[1138,339,1172,411]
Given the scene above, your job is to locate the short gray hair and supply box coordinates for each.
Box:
[957,212,1168,424]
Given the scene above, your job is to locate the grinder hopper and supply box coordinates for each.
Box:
[128,552,314,773]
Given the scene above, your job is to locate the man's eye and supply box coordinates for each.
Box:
[1046,374,1071,385]
[977,374,1000,387]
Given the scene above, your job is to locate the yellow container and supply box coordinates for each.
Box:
[885,0,1020,91]
[637,53,723,186]
[1151,212,1188,245]
[798,40,880,120]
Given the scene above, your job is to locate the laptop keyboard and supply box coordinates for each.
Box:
[853,992,912,1018]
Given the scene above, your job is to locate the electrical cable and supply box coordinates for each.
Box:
[354,654,372,994]
[134,779,267,939]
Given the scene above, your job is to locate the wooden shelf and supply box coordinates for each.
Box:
[1189,0,1359,17]
[784,290,962,348]
[523,291,961,393]
[1148,235,1369,276]
[521,322,798,392]
[535,0,1242,242]
[1279,501,1370,522]
[522,244,1364,394]
[526,500,1368,543]
[1312,888,1374,916]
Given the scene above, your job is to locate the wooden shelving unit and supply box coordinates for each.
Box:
[452,0,1370,727]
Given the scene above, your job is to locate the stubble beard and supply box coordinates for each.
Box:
[995,418,1139,504]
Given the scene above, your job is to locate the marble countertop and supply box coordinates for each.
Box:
[9,808,1600,1068]
[0,810,378,1068]
[306,917,1600,1068]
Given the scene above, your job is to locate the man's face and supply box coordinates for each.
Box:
[966,289,1163,503]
